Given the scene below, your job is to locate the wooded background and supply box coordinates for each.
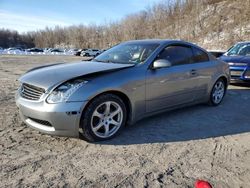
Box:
[0,0,249,50]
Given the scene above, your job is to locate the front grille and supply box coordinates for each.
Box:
[29,117,52,127]
[20,83,45,100]
[229,62,248,66]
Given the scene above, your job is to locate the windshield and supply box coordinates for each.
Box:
[227,43,250,56]
[93,43,159,64]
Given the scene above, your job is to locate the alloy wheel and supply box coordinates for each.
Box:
[91,101,123,138]
[212,80,225,104]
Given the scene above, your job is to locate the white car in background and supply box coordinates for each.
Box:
[6,47,24,55]
[81,49,101,57]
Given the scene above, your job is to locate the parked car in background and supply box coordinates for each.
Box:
[7,47,24,51]
[81,49,101,57]
[219,41,250,83]
[44,48,52,52]
[26,48,44,52]
[74,49,87,56]
[50,48,64,53]
[16,39,229,141]
[208,50,225,58]
[68,48,78,53]
[6,47,24,54]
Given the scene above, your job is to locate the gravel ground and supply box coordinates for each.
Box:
[0,55,250,188]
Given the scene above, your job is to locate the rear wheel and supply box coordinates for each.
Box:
[209,78,226,106]
[80,94,127,142]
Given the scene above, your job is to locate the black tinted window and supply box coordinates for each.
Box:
[193,47,209,63]
[158,45,193,66]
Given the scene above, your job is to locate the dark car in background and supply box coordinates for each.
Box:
[219,42,250,83]
[208,50,225,58]
[50,48,64,53]
[26,48,44,52]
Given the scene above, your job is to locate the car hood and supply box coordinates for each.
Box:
[219,55,250,65]
[19,61,134,91]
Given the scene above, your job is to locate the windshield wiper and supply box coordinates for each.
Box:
[92,59,113,63]
[93,59,136,64]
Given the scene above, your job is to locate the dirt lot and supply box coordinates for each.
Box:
[0,55,250,188]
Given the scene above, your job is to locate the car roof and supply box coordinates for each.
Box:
[124,39,181,44]
[123,39,200,47]
[123,39,207,52]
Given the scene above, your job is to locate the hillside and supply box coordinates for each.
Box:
[0,0,249,50]
[188,0,250,49]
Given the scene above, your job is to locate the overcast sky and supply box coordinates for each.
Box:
[0,0,163,33]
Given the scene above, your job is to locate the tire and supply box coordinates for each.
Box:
[80,94,127,142]
[85,53,89,57]
[208,78,226,106]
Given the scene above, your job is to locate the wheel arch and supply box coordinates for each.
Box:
[213,75,229,89]
[219,75,228,87]
[206,74,229,102]
[208,75,228,106]
[81,90,132,126]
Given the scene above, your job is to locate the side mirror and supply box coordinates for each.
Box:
[152,59,172,69]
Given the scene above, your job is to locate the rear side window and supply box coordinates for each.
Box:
[157,45,193,66]
[192,47,209,63]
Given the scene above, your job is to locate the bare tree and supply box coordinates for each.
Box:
[1,0,249,50]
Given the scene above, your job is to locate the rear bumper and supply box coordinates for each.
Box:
[16,95,87,137]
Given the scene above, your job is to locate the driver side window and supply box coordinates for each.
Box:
[239,46,250,56]
[157,45,193,66]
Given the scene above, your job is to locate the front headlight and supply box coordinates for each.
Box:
[46,80,88,103]
[244,70,250,78]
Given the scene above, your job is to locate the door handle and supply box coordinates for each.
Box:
[190,69,197,75]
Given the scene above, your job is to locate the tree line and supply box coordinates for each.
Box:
[0,29,34,48]
[0,0,249,50]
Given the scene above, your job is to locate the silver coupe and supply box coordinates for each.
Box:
[16,40,230,141]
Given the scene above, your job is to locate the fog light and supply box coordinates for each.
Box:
[244,71,250,79]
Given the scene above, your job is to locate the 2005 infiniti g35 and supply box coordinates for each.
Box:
[16,40,230,141]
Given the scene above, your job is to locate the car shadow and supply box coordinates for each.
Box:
[99,87,250,145]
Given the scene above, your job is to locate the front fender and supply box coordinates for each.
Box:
[68,67,146,124]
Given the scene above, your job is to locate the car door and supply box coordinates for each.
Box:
[190,47,216,100]
[145,44,200,113]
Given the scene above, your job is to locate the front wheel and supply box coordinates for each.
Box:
[209,78,226,106]
[80,94,127,142]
